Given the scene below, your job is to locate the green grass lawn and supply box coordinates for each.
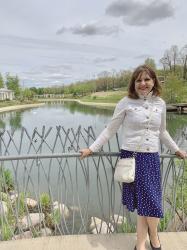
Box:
[80,90,127,103]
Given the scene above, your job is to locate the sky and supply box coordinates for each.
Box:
[0,0,187,88]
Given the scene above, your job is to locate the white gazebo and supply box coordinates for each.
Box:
[0,88,15,100]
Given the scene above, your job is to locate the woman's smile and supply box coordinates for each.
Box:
[135,71,154,97]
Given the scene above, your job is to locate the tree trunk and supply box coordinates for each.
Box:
[183,55,187,80]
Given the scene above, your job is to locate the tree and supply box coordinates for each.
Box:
[29,87,38,94]
[22,88,34,100]
[160,45,180,74]
[160,49,172,71]
[162,74,186,103]
[97,71,110,91]
[6,73,20,97]
[144,58,156,70]
[170,45,179,73]
[0,73,4,88]
[180,44,187,80]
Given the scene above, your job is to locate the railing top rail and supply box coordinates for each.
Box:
[0,152,181,161]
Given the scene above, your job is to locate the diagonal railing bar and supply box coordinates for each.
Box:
[61,127,78,152]
[28,127,46,154]
[86,126,97,144]
[61,127,71,151]
[52,126,63,153]
[80,127,92,145]
[65,126,84,153]
[25,127,40,154]
[7,129,21,154]
[0,130,16,156]
[81,126,99,149]
[71,126,81,149]
[17,128,24,154]
[51,126,68,156]
[36,126,53,153]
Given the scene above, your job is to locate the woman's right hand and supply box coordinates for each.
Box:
[79,148,93,160]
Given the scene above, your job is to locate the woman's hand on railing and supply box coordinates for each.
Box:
[79,148,93,159]
[175,150,187,159]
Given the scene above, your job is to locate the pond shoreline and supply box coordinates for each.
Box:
[38,98,116,108]
[38,98,186,112]
[0,103,45,113]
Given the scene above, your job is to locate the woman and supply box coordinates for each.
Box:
[80,65,187,250]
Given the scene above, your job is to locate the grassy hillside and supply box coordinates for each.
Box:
[80,89,127,103]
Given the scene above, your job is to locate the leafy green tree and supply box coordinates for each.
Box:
[5,73,20,97]
[22,88,34,100]
[37,88,44,95]
[29,87,38,94]
[0,73,4,88]
[162,74,186,103]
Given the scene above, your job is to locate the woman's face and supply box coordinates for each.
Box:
[134,71,154,97]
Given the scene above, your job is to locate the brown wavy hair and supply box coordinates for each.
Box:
[128,65,162,99]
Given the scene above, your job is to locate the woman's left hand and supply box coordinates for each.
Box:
[175,150,187,159]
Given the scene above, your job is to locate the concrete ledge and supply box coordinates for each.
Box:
[0,232,187,250]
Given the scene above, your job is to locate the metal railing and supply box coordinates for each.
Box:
[0,126,186,241]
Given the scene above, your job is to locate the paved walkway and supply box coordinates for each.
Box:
[0,232,187,250]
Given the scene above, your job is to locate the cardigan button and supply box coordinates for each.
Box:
[147,148,150,151]
[146,138,149,141]
[145,106,148,109]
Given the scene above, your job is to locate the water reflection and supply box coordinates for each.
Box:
[0,111,22,130]
[46,100,114,117]
[9,112,22,129]
[0,119,5,129]
[167,113,187,137]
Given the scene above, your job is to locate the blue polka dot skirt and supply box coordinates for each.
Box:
[121,149,163,218]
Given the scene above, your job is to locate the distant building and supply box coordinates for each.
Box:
[0,88,15,100]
